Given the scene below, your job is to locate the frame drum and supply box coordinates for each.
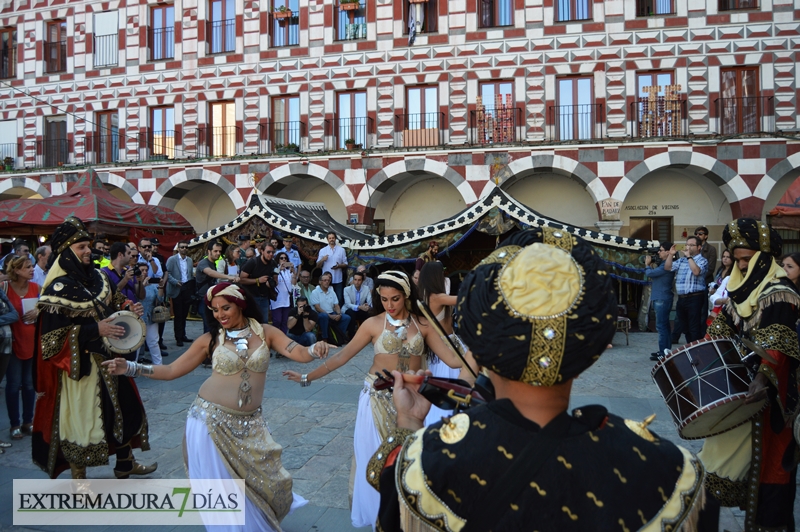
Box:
[102,311,146,355]
[651,338,766,440]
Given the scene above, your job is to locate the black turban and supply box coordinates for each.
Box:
[456,227,617,387]
[722,218,782,258]
[49,216,91,260]
[45,216,96,289]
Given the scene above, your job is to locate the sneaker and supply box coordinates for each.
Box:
[650,353,662,361]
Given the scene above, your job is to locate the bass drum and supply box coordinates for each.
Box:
[651,338,766,440]
[102,311,146,356]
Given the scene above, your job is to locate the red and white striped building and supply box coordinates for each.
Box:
[0,0,798,245]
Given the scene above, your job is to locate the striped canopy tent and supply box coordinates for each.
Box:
[0,169,194,248]
[190,189,656,286]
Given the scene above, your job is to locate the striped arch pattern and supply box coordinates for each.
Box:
[754,151,800,200]
[491,154,607,204]
[0,177,51,198]
[148,168,245,209]
[256,162,355,207]
[611,151,750,205]
[361,158,477,209]
[96,171,145,203]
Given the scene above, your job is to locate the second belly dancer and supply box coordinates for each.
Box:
[283,271,461,529]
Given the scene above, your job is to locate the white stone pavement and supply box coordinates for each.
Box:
[0,319,797,531]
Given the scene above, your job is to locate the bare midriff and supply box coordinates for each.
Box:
[368,352,403,376]
[197,336,269,411]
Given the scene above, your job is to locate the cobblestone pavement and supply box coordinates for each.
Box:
[0,320,797,531]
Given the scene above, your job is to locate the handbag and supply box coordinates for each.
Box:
[151,299,170,324]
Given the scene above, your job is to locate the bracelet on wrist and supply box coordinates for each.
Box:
[300,374,310,387]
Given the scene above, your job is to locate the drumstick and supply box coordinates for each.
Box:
[739,337,779,365]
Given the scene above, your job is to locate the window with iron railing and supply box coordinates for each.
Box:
[404,0,437,38]
[94,11,118,68]
[636,0,675,16]
[45,21,67,73]
[337,0,367,41]
[553,77,601,141]
[272,0,299,47]
[632,85,686,138]
[0,28,15,79]
[330,91,369,149]
[478,0,513,28]
[556,0,590,21]
[719,0,758,10]
[151,5,175,60]
[210,0,235,53]
[150,106,176,159]
[43,117,69,168]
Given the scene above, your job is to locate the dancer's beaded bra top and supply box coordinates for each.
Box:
[212,321,271,375]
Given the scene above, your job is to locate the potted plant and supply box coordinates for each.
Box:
[276,142,299,153]
[3,156,13,171]
[340,0,359,11]
[274,5,293,19]
[344,138,356,150]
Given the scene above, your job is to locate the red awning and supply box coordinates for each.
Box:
[0,170,195,244]
[768,176,800,231]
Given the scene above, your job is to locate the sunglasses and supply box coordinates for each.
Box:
[279,257,287,261]
[141,245,152,249]
[178,246,188,249]
[264,250,274,254]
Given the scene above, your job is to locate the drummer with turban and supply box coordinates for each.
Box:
[699,218,800,531]
[368,227,706,531]
[32,216,156,479]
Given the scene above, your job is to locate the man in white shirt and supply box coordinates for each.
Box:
[32,245,51,286]
[165,240,195,346]
[138,238,163,280]
[316,231,348,306]
[281,237,302,270]
[310,272,351,344]
[343,270,372,337]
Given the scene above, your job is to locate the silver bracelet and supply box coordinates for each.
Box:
[124,361,137,377]
[136,363,154,378]
[301,374,310,387]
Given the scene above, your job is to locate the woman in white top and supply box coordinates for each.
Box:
[217,244,241,277]
[417,261,464,426]
[271,251,296,334]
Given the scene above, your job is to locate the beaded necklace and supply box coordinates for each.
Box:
[225,324,253,408]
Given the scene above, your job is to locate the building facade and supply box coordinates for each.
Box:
[0,0,798,247]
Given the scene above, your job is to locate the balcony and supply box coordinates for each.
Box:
[258,121,305,153]
[44,41,67,73]
[0,143,18,167]
[94,34,118,68]
[478,0,513,28]
[209,19,235,53]
[143,130,177,161]
[272,12,299,47]
[395,112,446,148]
[0,46,16,79]
[337,1,366,40]
[550,104,604,141]
[24,139,71,169]
[325,116,374,150]
[193,126,242,157]
[636,0,675,16]
[555,0,591,22]
[631,96,687,138]
[716,96,774,135]
[719,0,758,10]
[469,107,522,145]
[83,132,121,164]
[150,27,175,60]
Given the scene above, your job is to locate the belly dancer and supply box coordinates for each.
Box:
[104,282,332,531]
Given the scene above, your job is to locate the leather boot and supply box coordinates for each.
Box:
[114,453,158,479]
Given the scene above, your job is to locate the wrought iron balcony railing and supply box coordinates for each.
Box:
[395,112,446,148]
[337,1,367,40]
[716,96,774,135]
[209,19,236,53]
[24,139,71,169]
[193,126,242,157]
[83,132,121,163]
[636,0,675,16]
[0,46,16,79]
[631,97,687,138]
[324,116,374,150]
[272,12,300,47]
[469,107,522,145]
[44,41,67,73]
[550,103,604,141]
[150,27,175,60]
[258,121,305,153]
[94,34,118,68]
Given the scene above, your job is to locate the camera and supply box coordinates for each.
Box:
[646,246,661,254]
[133,268,142,277]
